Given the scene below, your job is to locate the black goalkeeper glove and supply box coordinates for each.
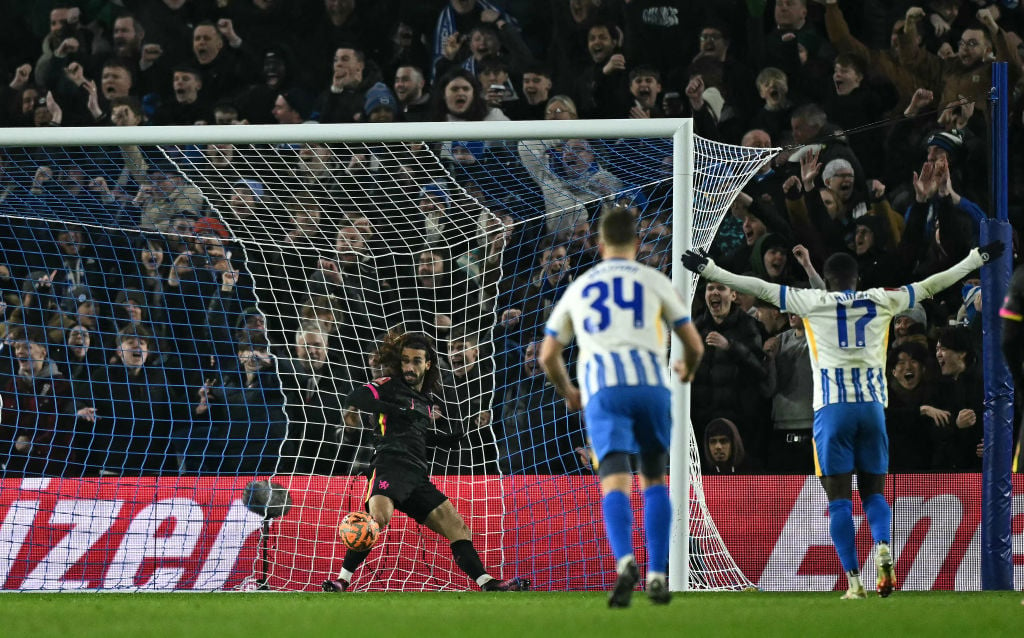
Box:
[979,240,1005,263]
[680,249,710,274]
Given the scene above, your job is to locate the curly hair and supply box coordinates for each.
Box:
[376,330,440,394]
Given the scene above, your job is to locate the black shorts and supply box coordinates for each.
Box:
[365,463,447,524]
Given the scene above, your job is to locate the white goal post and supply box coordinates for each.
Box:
[0,118,773,592]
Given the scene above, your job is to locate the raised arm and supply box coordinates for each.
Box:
[909,242,1002,300]
[680,251,784,306]
[823,1,870,61]
[792,244,826,289]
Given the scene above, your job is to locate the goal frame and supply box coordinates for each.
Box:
[0,118,704,591]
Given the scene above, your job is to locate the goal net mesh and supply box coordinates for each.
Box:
[0,126,771,591]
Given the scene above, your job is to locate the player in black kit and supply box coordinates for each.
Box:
[1000,264,1024,607]
[323,331,529,592]
[1000,265,1024,474]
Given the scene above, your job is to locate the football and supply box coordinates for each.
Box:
[338,511,380,551]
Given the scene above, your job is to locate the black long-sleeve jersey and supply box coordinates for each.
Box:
[1000,265,1024,473]
[346,376,435,473]
[1002,266,1024,319]
[1001,266,1024,382]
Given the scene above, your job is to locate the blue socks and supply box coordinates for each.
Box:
[862,493,892,545]
[644,485,671,574]
[602,491,634,560]
[603,487,673,575]
[828,499,858,573]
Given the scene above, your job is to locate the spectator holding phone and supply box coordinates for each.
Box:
[476,56,519,114]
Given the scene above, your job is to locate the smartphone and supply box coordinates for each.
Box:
[489,84,505,92]
[662,91,681,114]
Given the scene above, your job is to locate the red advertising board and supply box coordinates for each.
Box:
[0,477,263,590]
[1,475,1021,591]
[704,474,1024,592]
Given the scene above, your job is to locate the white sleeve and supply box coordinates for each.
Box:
[652,272,691,325]
[776,285,818,316]
[544,296,575,345]
[874,287,915,316]
[702,261,784,307]
[909,249,985,304]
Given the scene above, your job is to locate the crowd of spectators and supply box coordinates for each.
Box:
[0,0,1023,478]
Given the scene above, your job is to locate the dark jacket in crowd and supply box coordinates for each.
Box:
[692,304,768,464]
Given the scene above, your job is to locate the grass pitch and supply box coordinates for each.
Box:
[7,591,1021,638]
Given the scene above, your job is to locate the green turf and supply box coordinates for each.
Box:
[5,591,1021,638]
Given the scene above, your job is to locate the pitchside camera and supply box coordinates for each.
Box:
[242,480,293,519]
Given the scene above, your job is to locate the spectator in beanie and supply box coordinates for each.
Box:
[236,47,302,124]
[892,304,930,349]
[850,214,901,289]
[363,82,398,122]
[272,88,314,124]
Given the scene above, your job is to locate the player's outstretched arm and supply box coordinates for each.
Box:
[538,335,581,411]
[680,250,784,306]
[911,241,1003,300]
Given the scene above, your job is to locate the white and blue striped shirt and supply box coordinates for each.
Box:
[545,259,691,405]
[700,248,986,411]
[779,285,906,410]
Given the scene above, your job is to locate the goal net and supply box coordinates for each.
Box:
[0,120,772,592]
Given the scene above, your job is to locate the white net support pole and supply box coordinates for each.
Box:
[670,119,694,592]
